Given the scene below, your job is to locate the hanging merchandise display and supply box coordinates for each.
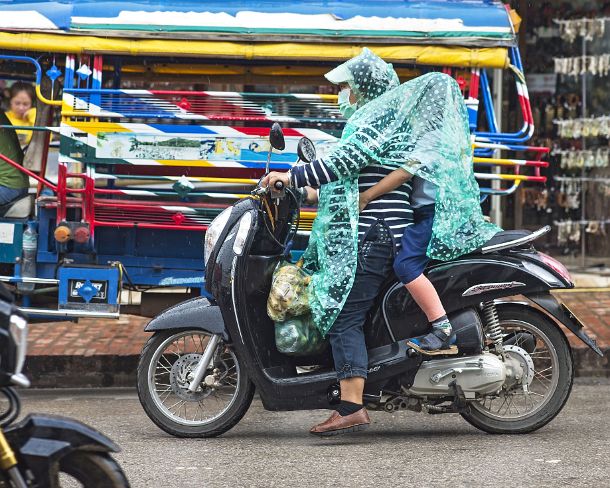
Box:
[550,14,610,264]
[554,18,608,42]
[555,178,581,210]
[555,219,609,244]
[553,54,610,76]
[553,147,610,169]
[555,220,581,245]
[555,115,610,139]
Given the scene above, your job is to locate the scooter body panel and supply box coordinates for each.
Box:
[5,413,119,486]
[382,254,553,343]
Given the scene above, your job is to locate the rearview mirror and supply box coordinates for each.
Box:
[269,123,285,151]
[297,137,316,163]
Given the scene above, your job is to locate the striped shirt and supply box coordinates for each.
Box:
[290,159,413,250]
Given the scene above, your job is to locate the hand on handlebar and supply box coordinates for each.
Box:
[261,171,291,194]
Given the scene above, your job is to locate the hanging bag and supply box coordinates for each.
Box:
[267,260,327,356]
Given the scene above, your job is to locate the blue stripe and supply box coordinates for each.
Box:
[3,1,511,31]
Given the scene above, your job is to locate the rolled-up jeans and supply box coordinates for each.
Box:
[328,221,394,380]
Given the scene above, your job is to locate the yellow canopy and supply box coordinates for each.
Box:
[0,32,508,69]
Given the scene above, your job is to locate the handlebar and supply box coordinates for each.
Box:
[251,177,287,197]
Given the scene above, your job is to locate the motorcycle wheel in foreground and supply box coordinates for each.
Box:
[0,284,129,487]
[137,124,603,438]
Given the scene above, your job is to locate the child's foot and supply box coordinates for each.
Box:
[407,316,458,356]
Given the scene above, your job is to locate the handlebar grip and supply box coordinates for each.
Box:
[274,181,285,191]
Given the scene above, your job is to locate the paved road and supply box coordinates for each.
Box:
[18,379,610,488]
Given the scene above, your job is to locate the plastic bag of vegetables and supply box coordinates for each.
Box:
[267,260,311,322]
[274,314,327,356]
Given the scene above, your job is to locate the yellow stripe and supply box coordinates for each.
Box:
[116,63,423,78]
[553,287,610,293]
[498,174,534,181]
[474,157,522,166]
[0,32,509,69]
[36,84,62,106]
[62,121,132,135]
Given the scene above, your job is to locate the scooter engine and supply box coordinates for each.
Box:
[406,353,506,397]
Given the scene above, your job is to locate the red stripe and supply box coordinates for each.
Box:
[517,93,533,125]
[469,70,480,100]
[231,127,303,137]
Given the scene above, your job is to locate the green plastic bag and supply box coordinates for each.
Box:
[274,314,327,356]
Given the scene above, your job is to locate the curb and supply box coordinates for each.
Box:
[25,355,139,388]
[23,347,609,388]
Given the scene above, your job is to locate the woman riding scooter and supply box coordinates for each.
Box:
[266,48,410,435]
[264,49,498,436]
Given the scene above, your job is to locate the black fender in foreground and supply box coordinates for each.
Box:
[144,296,228,341]
[497,293,603,356]
[5,413,119,486]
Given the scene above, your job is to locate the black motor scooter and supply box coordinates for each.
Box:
[0,282,129,487]
[137,124,602,438]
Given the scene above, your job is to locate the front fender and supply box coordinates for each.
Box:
[5,414,119,486]
[144,296,228,341]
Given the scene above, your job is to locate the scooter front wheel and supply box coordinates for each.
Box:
[137,330,254,438]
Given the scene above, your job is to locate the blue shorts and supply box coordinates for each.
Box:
[393,204,435,284]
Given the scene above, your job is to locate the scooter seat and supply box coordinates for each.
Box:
[1,195,33,219]
[484,229,533,246]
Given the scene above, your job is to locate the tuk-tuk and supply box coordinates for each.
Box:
[0,0,549,320]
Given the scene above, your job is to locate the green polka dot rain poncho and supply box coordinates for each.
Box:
[301,48,501,336]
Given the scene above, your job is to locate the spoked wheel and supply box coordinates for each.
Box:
[461,305,574,434]
[137,330,254,438]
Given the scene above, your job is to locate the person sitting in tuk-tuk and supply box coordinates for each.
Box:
[5,82,36,147]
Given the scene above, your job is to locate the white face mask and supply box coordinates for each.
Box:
[338,88,357,118]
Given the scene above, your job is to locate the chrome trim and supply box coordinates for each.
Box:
[481,226,551,254]
[10,373,30,388]
[18,307,119,318]
[10,314,28,377]
[0,275,59,284]
[462,281,526,297]
[187,333,221,393]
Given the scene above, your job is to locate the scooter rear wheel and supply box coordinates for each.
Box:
[460,305,574,434]
[137,330,254,438]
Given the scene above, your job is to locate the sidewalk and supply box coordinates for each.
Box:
[24,291,609,387]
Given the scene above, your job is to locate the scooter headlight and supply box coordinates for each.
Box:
[204,207,232,265]
[233,212,253,256]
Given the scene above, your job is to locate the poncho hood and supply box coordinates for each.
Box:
[324,47,400,107]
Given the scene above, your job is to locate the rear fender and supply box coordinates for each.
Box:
[144,297,228,341]
[5,413,119,486]
[523,292,603,356]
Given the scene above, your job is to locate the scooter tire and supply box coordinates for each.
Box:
[460,305,574,434]
[55,451,130,487]
[137,330,255,438]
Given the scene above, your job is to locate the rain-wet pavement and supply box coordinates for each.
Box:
[18,378,610,487]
